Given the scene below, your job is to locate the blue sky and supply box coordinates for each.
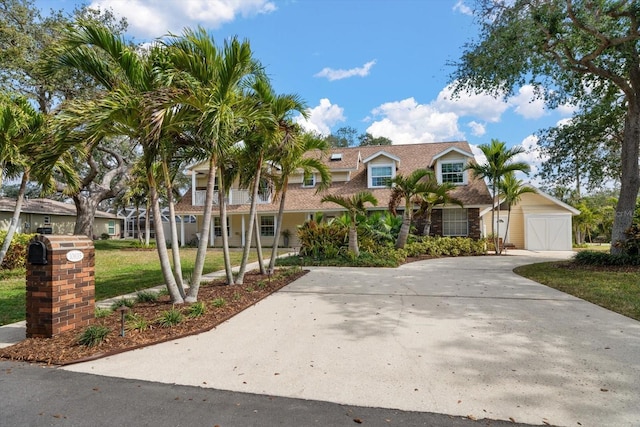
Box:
[35,0,575,180]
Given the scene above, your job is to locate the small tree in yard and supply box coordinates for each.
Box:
[321,191,378,257]
[498,172,536,247]
[388,168,433,249]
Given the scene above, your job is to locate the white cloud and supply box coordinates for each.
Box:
[513,134,546,184]
[89,0,276,39]
[295,98,345,136]
[435,84,510,122]
[509,85,547,119]
[453,0,473,16]
[467,121,486,137]
[314,60,376,82]
[366,98,463,144]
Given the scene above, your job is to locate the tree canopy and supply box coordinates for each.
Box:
[452,0,640,253]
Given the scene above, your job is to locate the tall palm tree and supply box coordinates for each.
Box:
[415,181,464,236]
[465,139,530,254]
[52,22,187,302]
[234,79,299,285]
[321,191,377,257]
[388,168,433,249]
[267,132,331,273]
[166,28,264,297]
[498,172,536,247]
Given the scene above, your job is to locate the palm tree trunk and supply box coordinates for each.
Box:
[218,169,234,285]
[144,199,151,246]
[422,208,433,236]
[187,156,216,302]
[395,211,411,249]
[496,196,502,255]
[149,182,183,304]
[0,172,29,267]
[268,179,288,274]
[236,157,263,284]
[165,181,185,298]
[348,224,359,257]
[503,205,512,247]
[253,215,266,274]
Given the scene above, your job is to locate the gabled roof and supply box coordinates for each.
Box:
[429,146,474,167]
[175,141,494,215]
[479,186,581,216]
[0,198,120,219]
[362,150,401,164]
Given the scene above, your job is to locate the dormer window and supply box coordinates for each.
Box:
[441,162,465,184]
[370,165,393,187]
[302,173,316,188]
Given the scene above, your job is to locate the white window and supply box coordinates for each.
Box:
[260,216,275,237]
[108,220,116,235]
[43,215,51,225]
[213,217,230,237]
[441,162,465,184]
[369,165,393,188]
[443,209,468,236]
[302,173,315,188]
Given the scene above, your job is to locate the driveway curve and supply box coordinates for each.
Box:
[64,252,640,427]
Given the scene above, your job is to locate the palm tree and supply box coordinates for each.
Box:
[0,95,43,266]
[321,191,377,257]
[388,168,433,249]
[267,131,331,273]
[498,172,536,247]
[234,79,302,285]
[0,94,77,266]
[465,139,530,254]
[52,22,187,302]
[415,181,464,236]
[166,28,264,296]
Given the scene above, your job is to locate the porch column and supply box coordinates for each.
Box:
[209,217,214,246]
[191,172,196,205]
[241,215,246,247]
[180,215,185,247]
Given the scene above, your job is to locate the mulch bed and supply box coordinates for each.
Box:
[0,269,307,366]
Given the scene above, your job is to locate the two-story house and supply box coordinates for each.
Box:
[174,141,495,248]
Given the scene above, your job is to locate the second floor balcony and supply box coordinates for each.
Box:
[193,189,272,206]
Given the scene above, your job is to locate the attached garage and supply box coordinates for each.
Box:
[525,214,573,250]
[481,188,580,251]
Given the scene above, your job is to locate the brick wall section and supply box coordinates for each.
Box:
[25,235,95,338]
[468,208,481,239]
[431,210,443,237]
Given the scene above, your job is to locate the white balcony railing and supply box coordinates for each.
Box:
[193,189,271,206]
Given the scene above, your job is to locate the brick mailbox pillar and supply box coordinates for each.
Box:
[25,235,95,338]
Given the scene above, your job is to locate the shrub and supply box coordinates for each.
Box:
[126,313,150,332]
[211,297,226,308]
[77,325,110,347]
[100,233,110,240]
[297,220,346,258]
[110,298,136,310]
[0,231,36,270]
[187,301,206,318]
[574,250,640,266]
[156,307,183,327]
[94,307,112,318]
[136,290,159,303]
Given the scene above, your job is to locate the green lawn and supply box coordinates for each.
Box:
[514,261,640,321]
[0,241,261,326]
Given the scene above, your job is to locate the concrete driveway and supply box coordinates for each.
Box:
[63,252,640,426]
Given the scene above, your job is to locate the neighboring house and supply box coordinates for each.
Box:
[482,189,580,251]
[175,141,495,248]
[0,198,122,238]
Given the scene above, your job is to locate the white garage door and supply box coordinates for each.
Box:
[525,215,572,251]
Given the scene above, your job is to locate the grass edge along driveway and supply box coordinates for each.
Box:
[514,261,640,321]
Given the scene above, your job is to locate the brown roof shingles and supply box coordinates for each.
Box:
[175,141,492,215]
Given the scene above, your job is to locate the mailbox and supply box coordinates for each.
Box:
[27,241,47,265]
